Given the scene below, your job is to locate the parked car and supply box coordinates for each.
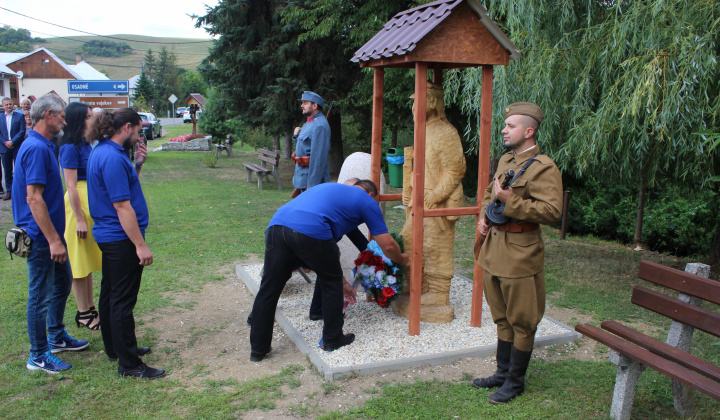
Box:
[183,109,202,123]
[138,112,161,140]
[175,107,187,117]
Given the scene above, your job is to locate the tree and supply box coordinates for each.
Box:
[196,0,359,169]
[180,71,208,99]
[0,26,42,52]
[133,71,156,109]
[142,49,157,81]
[154,47,181,115]
[445,0,720,245]
[80,40,132,57]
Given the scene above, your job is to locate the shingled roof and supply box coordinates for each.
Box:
[351,0,519,66]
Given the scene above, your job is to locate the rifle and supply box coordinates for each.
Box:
[473,169,515,260]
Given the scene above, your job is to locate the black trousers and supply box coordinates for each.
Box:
[309,227,369,317]
[98,239,144,370]
[250,225,345,355]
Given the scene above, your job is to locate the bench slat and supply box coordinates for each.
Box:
[244,164,271,173]
[257,155,279,166]
[601,320,720,383]
[631,286,720,338]
[575,323,720,401]
[638,260,720,305]
[258,148,279,158]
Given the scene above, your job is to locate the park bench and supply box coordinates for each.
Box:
[214,135,234,158]
[575,260,720,419]
[243,148,283,190]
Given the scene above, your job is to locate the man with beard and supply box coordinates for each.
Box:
[86,108,163,379]
[13,93,89,374]
[291,91,330,195]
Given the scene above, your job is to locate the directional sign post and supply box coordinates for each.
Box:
[168,94,178,120]
[68,80,129,94]
[69,96,130,109]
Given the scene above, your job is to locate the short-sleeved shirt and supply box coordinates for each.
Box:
[59,142,92,180]
[87,139,149,243]
[11,131,65,243]
[269,183,388,241]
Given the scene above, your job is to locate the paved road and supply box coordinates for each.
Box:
[160,117,185,126]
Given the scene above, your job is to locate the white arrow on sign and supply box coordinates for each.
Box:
[118,100,127,105]
[114,84,127,90]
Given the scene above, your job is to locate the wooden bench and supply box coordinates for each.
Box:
[575,260,720,419]
[243,148,282,190]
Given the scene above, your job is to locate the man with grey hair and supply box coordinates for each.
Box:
[13,93,89,374]
[20,98,32,112]
[0,97,26,199]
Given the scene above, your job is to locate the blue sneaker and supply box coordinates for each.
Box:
[27,351,72,374]
[48,331,89,353]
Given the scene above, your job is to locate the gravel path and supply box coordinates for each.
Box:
[243,264,570,369]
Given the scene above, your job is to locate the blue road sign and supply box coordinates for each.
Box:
[68,80,129,94]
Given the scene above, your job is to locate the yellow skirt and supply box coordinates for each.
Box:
[64,181,102,278]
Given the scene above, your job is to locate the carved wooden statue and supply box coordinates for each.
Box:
[392,81,466,323]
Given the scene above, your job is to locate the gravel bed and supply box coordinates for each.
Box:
[243,264,569,369]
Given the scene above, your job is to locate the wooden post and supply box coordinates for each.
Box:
[370,68,384,199]
[470,65,493,328]
[432,65,443,86]
[409,62,428,336]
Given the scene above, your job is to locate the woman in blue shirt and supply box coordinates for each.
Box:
[59,102,102,330]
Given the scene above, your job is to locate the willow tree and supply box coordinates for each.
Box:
[446,0,720,245]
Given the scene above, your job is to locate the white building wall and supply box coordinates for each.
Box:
[17,78,70,103]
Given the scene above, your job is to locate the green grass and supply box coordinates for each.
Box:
[0,148,718,418]
[38,35,211,79]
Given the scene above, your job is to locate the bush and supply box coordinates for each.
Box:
[566,177,720,256]
[202,153,218,168]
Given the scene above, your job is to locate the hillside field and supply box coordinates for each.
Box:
[36,34,212,79]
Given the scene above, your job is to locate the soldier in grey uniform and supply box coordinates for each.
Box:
[292,91,331,193]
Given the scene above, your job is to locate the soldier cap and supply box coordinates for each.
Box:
[503,102,544,124]
[300,91,325,107]
[409,81,443,100]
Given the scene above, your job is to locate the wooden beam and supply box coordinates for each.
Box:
[432,66,443,85]
[370,68,384,201]
[470,65,493,328]
[424,207,480,217]
[637,260,720,305]
[378,193,402,202]
[409,62,428,336]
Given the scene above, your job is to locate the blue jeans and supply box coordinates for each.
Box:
[26,239,73,357]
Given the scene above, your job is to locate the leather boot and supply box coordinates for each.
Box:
[472,340,512,388]
[489,345,533,404]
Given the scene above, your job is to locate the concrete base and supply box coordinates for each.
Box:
[237,264,581,381]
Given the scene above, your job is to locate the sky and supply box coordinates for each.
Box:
[0,1,220,40]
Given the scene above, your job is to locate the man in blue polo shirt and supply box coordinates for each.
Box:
[249,181,409,361]
[86,107,163,380]
[13,93,89,374]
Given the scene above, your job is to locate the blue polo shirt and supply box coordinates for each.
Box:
[269,183,388,241]
[59,142,92,180]
[87,139,149,243]
[11,131,65,243]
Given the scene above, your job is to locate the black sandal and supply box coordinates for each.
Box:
[75,307,101,330]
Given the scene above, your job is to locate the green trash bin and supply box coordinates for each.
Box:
[386,148,404,188]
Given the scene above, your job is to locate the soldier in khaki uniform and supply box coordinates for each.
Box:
[472,102,563,404]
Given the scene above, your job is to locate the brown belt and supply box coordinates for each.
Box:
[291,153,310,167]
[493,223,539,233]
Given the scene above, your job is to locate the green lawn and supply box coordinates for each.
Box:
[0,148,717,419]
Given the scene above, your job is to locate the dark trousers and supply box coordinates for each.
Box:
[1,151,12,192]
[309,227,368,317]
[98,240,144,370]
[250,225,345,355]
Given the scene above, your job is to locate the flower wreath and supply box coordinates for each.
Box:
[352,234,405,307]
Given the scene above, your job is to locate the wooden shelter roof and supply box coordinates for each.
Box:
[351,0,520,68]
